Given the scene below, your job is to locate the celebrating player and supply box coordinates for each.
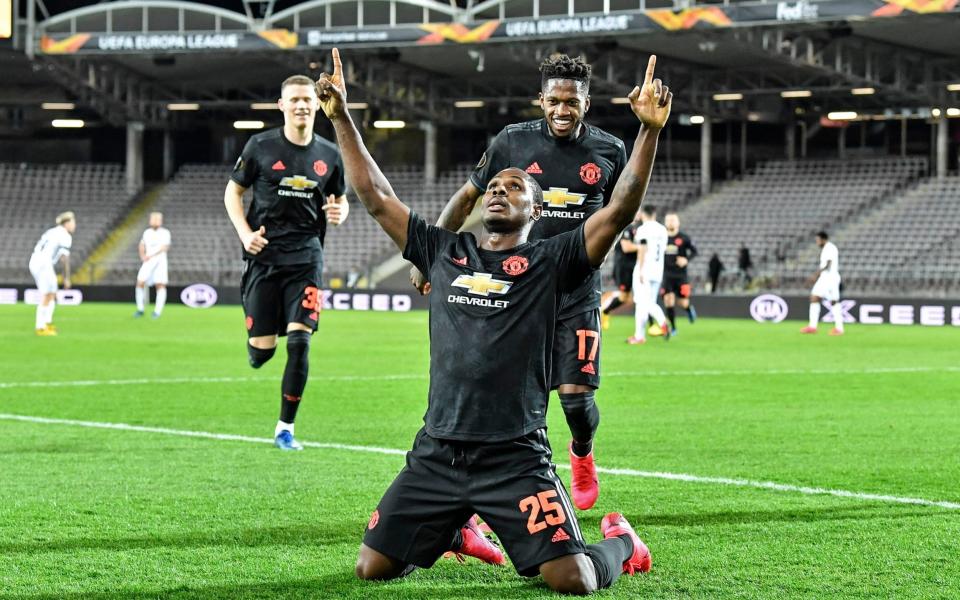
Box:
[224,74,349,451]
[661,212,698,335]
[410,53,628,510]
[317,47,671,594]
[29,211,75,336]
[801,231,844,336]
[134,212,171,319]
[600,211,641,331]
[626,205,669,345]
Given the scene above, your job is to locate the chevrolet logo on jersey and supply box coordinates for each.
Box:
[449,272,511,308]
[278,175,319,199]
[280,175,318,190]
[452,272,511,296]
[543,187,587,208]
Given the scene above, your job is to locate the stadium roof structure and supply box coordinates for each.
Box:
[3,0,959,130]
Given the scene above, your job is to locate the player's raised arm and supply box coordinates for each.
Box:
[583,55,672,266]
[316,48,411,251]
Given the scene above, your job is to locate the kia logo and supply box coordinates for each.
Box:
[750,294,789,323]
[180,284,218,308]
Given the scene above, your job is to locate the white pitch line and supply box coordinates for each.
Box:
[0,373,426,390]
[1,366,956,390]
[0,413,957,511]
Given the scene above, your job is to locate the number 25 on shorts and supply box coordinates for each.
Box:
[519,489,567,535]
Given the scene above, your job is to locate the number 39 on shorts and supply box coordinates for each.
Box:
[518,489,567,535]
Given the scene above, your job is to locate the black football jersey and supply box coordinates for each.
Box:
[231,128,346,265]
[403,211,595,442]
[614,222,639,269]
[469,119,626,318]
[664,231,697,275]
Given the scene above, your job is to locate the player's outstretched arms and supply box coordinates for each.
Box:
[316,48,410,252]
[583,55,672,266]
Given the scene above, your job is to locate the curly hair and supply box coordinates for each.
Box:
[539,54,592,90]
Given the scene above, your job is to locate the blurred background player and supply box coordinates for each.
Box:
[661,212,698,336]
[134,212,171,319]
[224,74,348,451]
[627,205,669,345]
[29,211,75,336]
[600,210,640,331]
[708,253,725,294]
[408,53,628,511]
[802,231,844,336]
[318,47,668,593]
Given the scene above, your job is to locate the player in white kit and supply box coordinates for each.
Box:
[801,231,844,336]
[29,211,75,336]
[134,212,172,319]
[627,205,670,344]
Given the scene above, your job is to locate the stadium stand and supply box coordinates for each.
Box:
[100,161,701,287]
[101,163,471,285]
[0,163,134,284]
[676,157,929,292]
[788,173,960,295]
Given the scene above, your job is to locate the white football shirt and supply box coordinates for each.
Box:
[31,225,72,266]
[142,227,171,261]
[634,220,668,280]
[819,241,839,276]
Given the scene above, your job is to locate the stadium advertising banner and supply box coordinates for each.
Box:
[37,0,959,54]
[0,285,425,312]
[747,294,960,327]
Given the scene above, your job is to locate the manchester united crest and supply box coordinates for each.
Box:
[313,160,328,177]
[502,255,529,276]
[580,162,602,185]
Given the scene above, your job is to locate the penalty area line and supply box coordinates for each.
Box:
[0,413,957,511]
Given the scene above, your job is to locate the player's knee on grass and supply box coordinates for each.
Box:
[540,554,598,595]
[355,544,410,581]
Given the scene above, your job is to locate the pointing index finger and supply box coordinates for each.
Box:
[332,48,342,78]
[644,55,657,86]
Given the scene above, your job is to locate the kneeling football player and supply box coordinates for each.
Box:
[318,48,670,593]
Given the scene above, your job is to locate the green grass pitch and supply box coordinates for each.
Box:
[1,303,958,599]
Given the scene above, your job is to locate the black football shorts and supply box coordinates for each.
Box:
[661,273,692,299]
[551,309,601,389]
[241,259,322,337]
[614,262,634,292]
[363,428,587,576]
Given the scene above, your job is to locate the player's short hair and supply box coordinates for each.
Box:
[665,211,679,219]
[281,75,316,93]
[56,211,75,225]
[816,231,829,240]
[150,211,163,218]
[540,54,592,91]
[641,205,657,217]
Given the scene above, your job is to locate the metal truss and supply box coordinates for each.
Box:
[31,54,184,126]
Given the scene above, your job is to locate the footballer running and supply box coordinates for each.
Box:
[224,74,349,450]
